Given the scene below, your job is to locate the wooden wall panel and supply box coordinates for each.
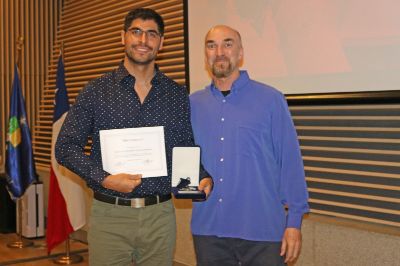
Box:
[0,0,62,169]
[289,101,400,227]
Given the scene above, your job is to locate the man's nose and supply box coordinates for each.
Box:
[216,45,224,56]
[139,32,148,43]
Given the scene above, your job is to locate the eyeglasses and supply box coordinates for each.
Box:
[127,27,161,40]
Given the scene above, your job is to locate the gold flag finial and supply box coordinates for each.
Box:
[16,36,24,70]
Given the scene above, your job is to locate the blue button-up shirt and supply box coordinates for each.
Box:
[55,62,206,198]
[190,71,309,241]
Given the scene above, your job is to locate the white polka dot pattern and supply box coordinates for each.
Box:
[55,62,194,197]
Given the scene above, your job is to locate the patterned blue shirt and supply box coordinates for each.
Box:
[190,71,309,241]
[55,62,204,197]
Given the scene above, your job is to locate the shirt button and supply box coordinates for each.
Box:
[220,137,224,141]
[222,99,226,103]
[220,178,223,182]
[221,117,225,121]
[220,158,224,162]
[219,198,223,202]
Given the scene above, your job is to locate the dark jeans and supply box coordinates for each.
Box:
[193,235,286,266]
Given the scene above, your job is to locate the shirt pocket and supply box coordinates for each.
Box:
[237,124,268,158]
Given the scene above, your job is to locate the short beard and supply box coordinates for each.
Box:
[125,50,154,65]
[125,44,158,65]
[212,62,234,78]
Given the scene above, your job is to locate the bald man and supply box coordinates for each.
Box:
[190,25,309,266]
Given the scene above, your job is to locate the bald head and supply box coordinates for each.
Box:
[205,25,242,48]
[204,25,243,80]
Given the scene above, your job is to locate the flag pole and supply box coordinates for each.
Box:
[53,236,83,264]
[51,41,83,265]
[16,36,24,70]
[7,198,34,248]
[7,36,34,249]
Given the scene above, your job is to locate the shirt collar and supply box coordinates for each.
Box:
[115,60,162,86]
[210,70,250,95]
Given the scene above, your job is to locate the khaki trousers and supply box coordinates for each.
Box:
[88,198,176,266]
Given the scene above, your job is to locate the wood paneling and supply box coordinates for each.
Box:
[290,102,400,227]
[0,0,61,168]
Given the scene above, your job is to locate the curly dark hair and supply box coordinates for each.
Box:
[123,8,165,36]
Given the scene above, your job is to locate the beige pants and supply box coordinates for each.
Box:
[88,198,176,266]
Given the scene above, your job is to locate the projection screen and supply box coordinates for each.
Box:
[188,0,400,94]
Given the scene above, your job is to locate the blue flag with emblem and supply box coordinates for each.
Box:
[5,64,37,198]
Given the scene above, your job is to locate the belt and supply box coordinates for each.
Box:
[94,192,171,208]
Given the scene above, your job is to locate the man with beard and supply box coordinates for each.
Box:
[190,25,309,266]
[55,8,212,266]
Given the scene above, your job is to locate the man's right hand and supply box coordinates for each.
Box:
[101,173,142,193]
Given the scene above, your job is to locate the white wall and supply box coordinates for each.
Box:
[188,0,400,94]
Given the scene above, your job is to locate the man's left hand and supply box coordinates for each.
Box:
[280,227,302,263]
[198,177,213,198]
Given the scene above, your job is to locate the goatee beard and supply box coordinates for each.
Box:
[212,62,233,78]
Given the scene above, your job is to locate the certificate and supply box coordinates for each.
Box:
[99,126,167,178]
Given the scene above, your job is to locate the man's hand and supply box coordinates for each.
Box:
[198,177,213,198]
[101,173,142,193]
[280,227,302,263]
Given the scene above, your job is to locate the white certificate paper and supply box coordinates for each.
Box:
[99,126,167,178]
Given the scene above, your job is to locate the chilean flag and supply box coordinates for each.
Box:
[46,53,87,253]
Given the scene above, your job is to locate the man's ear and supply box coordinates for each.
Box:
[239,47,244,67]
[121,30,126,45]
[158,36,164,51]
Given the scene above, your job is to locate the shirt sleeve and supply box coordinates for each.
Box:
[272,92,309,229]
[176,88,211,180]
[55,83,109,185]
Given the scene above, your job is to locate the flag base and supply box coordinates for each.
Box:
[53,254,83,265]
[6,198,35,248]
[7,238,34,248]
